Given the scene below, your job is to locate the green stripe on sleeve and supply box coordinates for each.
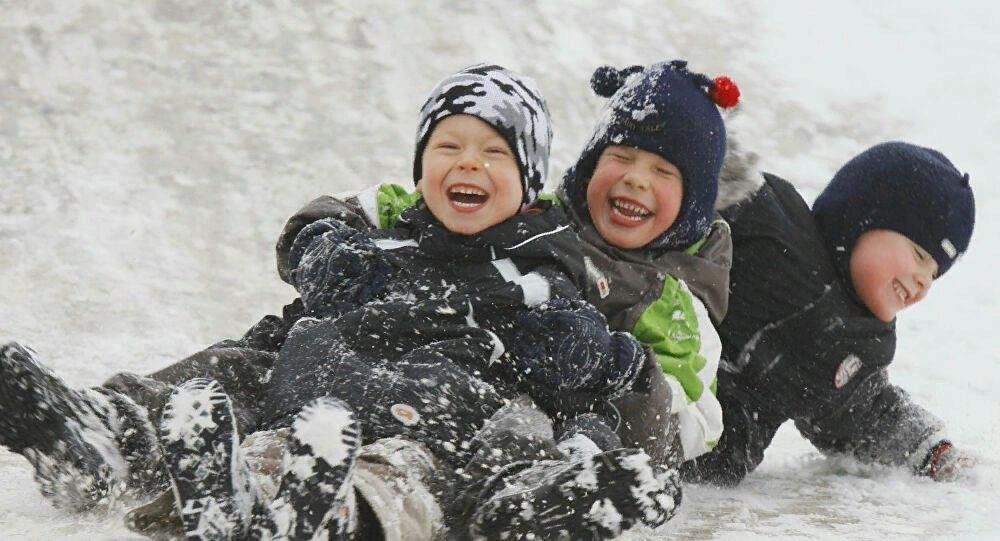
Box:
[375,183,422,229]
[632,274,707,403]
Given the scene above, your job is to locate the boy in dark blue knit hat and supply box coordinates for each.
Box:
[555,59,738,468]
[684,139,977,486]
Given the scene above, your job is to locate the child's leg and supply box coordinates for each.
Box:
[253,397,361,540]
[469,447,681,540]
[457,397,681,539]
[351,437,447,540]
[0,342,165,511]
[555,412,623,459]
[158,378,256,539]
[103,346,276,436]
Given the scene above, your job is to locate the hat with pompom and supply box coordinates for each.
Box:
[413,63,552,209]
[812,141,975,279]
[561,60,739,250]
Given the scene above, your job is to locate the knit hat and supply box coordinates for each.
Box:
[561,60,740,250]
[812,141,975,279]
[413,63,552,208]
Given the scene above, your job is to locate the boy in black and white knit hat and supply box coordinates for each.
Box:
[413,62,552,208]
[0,62,675,540]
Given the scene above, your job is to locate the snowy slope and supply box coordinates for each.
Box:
[1,1,998,538]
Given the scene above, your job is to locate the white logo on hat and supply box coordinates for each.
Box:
[941,239,957,259]
[834,355,862,389]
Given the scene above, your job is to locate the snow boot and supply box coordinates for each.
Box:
[254,397,361,540]
[469,447,682,540]
[0,342,165,511]
[555,413,623,461]
[159,378,256,540]
[351,437,447,540]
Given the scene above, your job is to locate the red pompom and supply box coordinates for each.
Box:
[711,76,740,108]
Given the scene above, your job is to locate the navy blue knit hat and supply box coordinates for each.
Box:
[812,141,975,278]
[561,60,739,250]
[413,63,552,209]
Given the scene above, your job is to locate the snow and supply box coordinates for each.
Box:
[2,0,999,538]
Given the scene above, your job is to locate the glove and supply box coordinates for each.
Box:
[510,299,642,396]
[921,441,977,482]
[288,219,392,316]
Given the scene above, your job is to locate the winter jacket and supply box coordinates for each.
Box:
[279,183,730,465]
[262,203,645,445]
[556,194,730,464]
[682,171,947,486]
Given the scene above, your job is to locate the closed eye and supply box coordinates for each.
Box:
[485,146,510,156]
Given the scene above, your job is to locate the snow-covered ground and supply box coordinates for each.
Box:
[1,1,997,538]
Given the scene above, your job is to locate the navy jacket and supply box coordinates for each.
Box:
[683,174,945,485]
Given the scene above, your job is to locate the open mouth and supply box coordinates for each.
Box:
[892,279,910,305]
[448,185,489,209]
[610,197,652,223]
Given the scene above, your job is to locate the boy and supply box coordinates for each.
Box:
[272,60,740,470]
[1,64,676,540]
[180,59,738,539]
[682,140,977,485]
[555,60,739,467]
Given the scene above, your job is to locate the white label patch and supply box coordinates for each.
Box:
[390,403,420,426]
[834,355,862,389]
[941,238,957,259]
[584,256,610,299]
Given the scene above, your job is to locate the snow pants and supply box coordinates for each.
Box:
[261,316,509,470]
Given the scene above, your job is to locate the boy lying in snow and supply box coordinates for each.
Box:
[270,59,740,473]
[164,59,740,539]
[0,64,679,540]
[683,139,978,485]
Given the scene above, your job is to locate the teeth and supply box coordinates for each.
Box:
[893,280,908,304]
[611,199,651,218]
[449,186,487,196]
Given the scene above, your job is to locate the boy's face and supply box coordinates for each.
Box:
[417,114,522,235]
[850,229,938,322]
[586,145,683,250]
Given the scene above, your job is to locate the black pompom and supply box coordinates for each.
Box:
[590,65,624,97]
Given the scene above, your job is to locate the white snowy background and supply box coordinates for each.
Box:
[1,1,998,539]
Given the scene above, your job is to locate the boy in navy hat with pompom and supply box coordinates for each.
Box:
[684,139,978,485]
[553,59,739,469]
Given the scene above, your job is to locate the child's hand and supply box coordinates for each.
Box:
[923,441,978,482]
[511,299,642,396]
[289,219,392,316]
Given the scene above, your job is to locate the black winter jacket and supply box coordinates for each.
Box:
[263,204,645,438]
[683,173,946,485]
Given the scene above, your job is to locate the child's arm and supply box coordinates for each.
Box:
[631,275,724,462]
[287,218,393,317]
[277,184,421,284]
[794,369,975,480]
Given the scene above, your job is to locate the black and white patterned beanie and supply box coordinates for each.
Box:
[413,63,552,208]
